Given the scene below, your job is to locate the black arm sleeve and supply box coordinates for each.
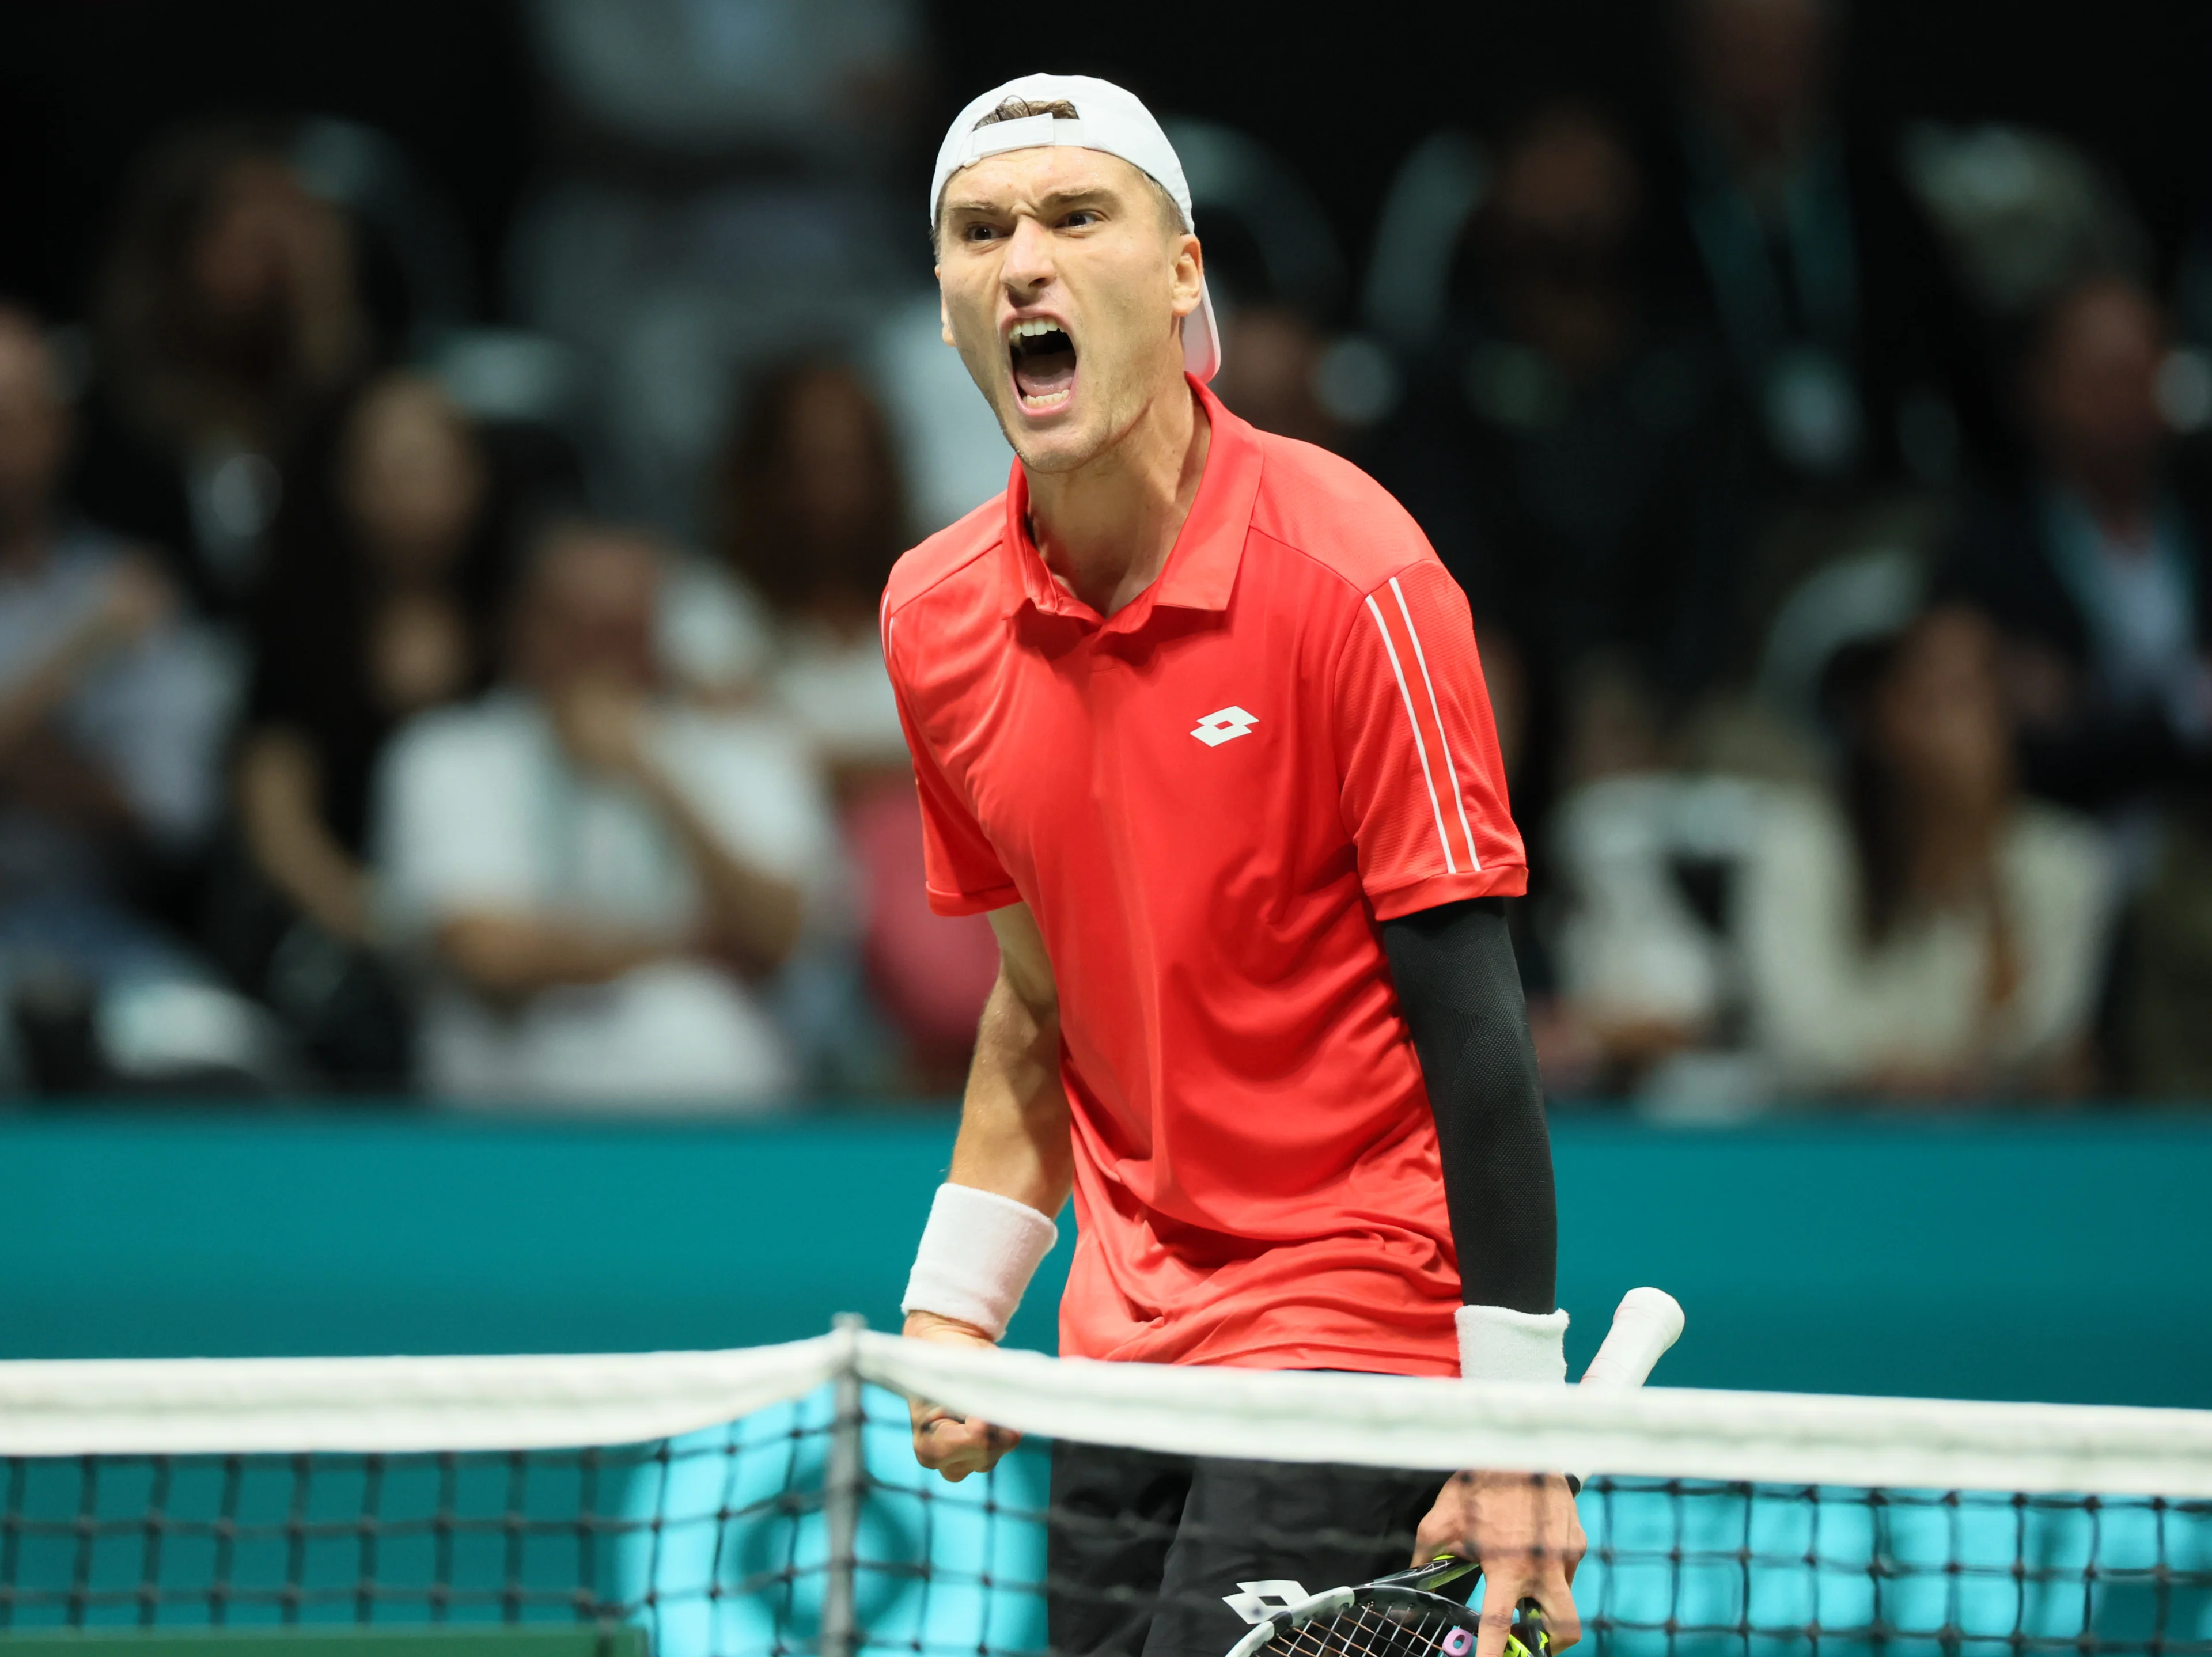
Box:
[1380,896,1557,1315]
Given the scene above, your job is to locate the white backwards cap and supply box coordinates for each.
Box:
[930,73,1221,383]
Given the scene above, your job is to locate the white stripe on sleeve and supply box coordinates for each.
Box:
[1364,593,1457,874]
[1389,575,1480,871]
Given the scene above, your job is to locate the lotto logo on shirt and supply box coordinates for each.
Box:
[1191,706,1259,747]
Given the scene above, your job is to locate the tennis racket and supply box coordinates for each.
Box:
[1221,1287,1685,1657]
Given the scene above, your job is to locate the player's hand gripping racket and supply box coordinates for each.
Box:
[1222,1287,1685,1657]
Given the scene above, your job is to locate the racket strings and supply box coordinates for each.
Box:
[1289,1599,1459,1657]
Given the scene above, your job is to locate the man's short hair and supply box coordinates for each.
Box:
[975,96,1081,126]
[932,96,1187,253]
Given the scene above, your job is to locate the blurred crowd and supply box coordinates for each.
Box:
[2,0,2208,1109]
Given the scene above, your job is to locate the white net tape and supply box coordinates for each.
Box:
[2,1326,2207,1497]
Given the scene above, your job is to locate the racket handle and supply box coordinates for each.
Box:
[1577,1287,1684,1391]
[1376,1554,1483,1593]
[1406,1292,1684,1601]
[1560,1289,1683,1494]
[1509,1599,1552,1657]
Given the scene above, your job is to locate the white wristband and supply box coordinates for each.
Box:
[1456,1303,1570,1383]
[900,1182,1060,1341]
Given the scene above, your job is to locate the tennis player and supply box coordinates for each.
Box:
[888,74,1578,1657]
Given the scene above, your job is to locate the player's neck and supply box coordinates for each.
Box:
[1025,378,1210,619]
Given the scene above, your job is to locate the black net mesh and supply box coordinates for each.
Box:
[3,1384,2210,1657]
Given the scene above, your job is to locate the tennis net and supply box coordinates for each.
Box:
[3,1319,2210,1657]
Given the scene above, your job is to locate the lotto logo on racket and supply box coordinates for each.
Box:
[1222,1581,1310,1623]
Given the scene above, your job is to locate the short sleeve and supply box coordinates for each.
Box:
[1333,559,1527,919]
[885,612,1020,916]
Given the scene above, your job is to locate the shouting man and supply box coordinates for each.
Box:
[887,74,1578,1657]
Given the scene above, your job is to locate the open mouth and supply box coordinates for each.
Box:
[1008,318,1077,412]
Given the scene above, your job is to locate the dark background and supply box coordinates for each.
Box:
[4,1,2206,329]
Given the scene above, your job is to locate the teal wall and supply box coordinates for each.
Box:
[2,1112,2206,1407]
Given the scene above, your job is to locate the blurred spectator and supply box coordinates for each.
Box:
[2115,795,2212,1096]
[1177,116,1361,452]
[372,521,836,1106]
[1547,610,2116,1102]
[530,0,923,161]
[77,122,369,613]
[1739,609,2113,1097]
[689,362,905,770]
[1667,0,1982,489]
[222,372,510,1084]
[1377,100,1749,832]
[691,362,997,1085]
[1544,767,1766,1100]
[1896,123,2152,335]
[1211,305,1346,452]
[1935,276,2212,815]
[512,0,926,533]
[0,306,268,1089]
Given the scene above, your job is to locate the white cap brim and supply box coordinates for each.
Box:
[1183,276,1221,382]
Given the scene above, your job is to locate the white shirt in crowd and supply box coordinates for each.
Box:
[372,689,841,1108]
[1553,775,2116,1098]
[0,525,235,889]
[656,558,907,768]
[1740,787,2115,1093]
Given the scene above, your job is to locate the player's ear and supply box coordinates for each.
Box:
[1169,232,1204,320]
[939,281,956,348]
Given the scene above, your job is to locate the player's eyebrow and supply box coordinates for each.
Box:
[942,185,1123,221]
[1032,186,1120,213]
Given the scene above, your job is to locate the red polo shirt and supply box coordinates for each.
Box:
[883,380,1525,1377]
